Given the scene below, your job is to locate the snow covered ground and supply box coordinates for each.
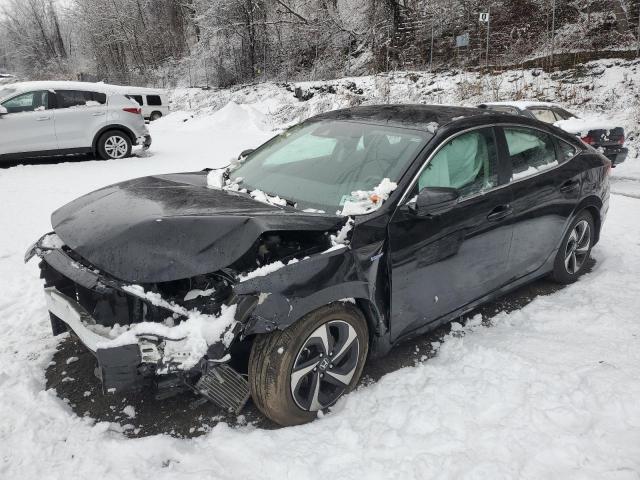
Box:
[2,73,640,478]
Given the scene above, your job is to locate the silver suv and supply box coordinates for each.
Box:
[0,81,151,162]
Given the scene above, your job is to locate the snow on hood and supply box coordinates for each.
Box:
[339,178,398,216]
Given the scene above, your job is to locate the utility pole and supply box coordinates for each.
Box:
[550,0,556,68]
[485,6,491,69]
[430,23,434,71]
[637,0,640,57]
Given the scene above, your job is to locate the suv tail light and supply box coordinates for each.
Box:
[618,134,625,145]
[123,107,141,115]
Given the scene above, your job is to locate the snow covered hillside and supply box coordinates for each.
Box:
[1,65,640,479]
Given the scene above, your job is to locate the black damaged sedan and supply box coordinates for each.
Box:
[26,105,610,426]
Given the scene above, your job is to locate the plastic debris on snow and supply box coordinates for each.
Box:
[339,178,397,216]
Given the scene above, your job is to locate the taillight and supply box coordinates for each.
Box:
[581,135,594,145]
[605,158,612,175]
[123,107,141,115]
[618,135,625,145]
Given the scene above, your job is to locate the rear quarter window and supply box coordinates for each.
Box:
[146,95,162,106]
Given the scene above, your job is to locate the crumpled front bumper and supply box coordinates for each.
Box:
[44,286,153,392]
[27,233,239,394]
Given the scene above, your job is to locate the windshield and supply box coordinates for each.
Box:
[0,87,17,102]
[229,120,430,212]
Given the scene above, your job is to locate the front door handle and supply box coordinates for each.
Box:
[560,179,579,193]
[36,116,51,121]
[487,204,513,222]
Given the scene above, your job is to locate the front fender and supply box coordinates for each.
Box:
[233,245,386,336]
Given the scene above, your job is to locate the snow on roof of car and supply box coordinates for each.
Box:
[3,81,166,96]
[480,100,561,110]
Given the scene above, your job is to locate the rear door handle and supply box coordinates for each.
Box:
[36,116,51,121]
[487,204,513,222]
[560,180,579,193]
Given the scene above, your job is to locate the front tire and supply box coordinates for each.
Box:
[97,131,132,160]
[150,111,162,121]
[248,303,369,426]
[551,210,595,284]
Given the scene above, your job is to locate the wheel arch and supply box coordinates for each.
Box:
[574,195,603,245]
[92,125,136,153]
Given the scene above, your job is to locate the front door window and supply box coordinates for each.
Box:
[2,91,49,113]
[417,128,499,198]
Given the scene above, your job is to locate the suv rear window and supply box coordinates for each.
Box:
[57,90,106,108]
[146,95,162,106]
[126,95,143,105]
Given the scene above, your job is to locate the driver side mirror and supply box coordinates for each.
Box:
[410,187,460,216]
[0,105,8,116]
[238,148,254,160]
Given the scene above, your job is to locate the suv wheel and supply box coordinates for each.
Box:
[248,303,369,426]
[551,210,595,283]
[97,131,132,160]
[150,111,162,121]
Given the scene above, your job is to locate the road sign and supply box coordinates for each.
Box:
[456,32,469,47]
[479,12,489,22]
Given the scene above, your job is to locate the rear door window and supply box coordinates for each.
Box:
[57,90,106,108]
[1,91,49,113]
[146,95,162,106]
[503,127,558,180]
[127,95,143,105]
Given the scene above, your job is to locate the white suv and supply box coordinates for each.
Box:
[0,81,151,162]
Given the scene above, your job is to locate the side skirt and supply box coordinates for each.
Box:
[0,148,92,162]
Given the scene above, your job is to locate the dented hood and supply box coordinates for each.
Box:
[51,172,340,283]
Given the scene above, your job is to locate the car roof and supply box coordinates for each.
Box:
[310,104,487,132]
[1,81,166,97]
[479,100,561,111]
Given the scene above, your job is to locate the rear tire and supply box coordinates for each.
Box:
[97,131,132,160]
[551,210,595,284]
[248,303,369,426]
[150,111,162,121]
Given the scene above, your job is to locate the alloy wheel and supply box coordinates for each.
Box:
[104,135,128,159]
[564,219,591,275]
[290,320,360,411]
